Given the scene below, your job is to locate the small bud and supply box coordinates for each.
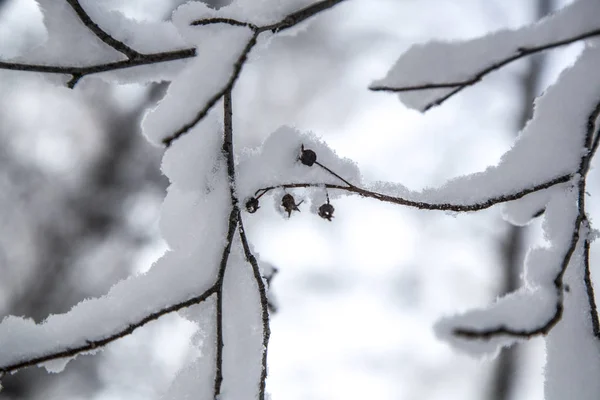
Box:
[318,203,334,221]
[281,193,302,217]
[245,197,260,213]
[299,145,317,167]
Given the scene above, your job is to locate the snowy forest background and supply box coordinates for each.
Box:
[0,0,598,399]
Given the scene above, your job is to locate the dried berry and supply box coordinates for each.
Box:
[299,144,317,167]
[318,202,335,221]
[281,193,302,217]
[245,197,260,213]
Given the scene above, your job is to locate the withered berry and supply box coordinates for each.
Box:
[245,197,260,213]
[281,193,302,217]
[299,144,317,167]
[318,203,334,221]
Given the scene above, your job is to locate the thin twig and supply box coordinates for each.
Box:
[162,32,259,147]
[315,161,354,187]
[253,174,571,213]
[583,225,600,339]
[190,0,348,34]
[238,215,271,400]
[0,285,218,375]
[0,48,197,89]
[213,90,240,398]
[65,0,143,59]
[370,27,600,112]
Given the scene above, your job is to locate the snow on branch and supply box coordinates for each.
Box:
[370,0,600,111]
[63,0,143,59]
[0,0,349,147]
[434,82,600,355]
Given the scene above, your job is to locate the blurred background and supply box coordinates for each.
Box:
[0,0,593,399]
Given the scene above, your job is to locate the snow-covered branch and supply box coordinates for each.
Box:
[64,0,143,59]
[0,285,217,375]
[438,93,600,353]
[251,174,571,213]
[371,0,600,112]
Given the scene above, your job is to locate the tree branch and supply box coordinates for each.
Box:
[583,224,600,339]
[190,0,348,33]
[238,215,270,400]
[213,90,240,398]
[0,48,196,89]
[253,174,571,213]
[370,27,600,112]
[65,0,143,59]
[162,32,259,147]
[164,0,349,146]
[0,285,218,375]
[453,97,600,340]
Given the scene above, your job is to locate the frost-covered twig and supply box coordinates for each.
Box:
[162,33,259,147]
[370,27,600,111]
[65,0,143,60]
[254,174,571,212]
[190,0,347,33]
[453,98,600,340]
[583,223,600,339]
[0,285,217,375]
[371,0,600,112]
[0,49,197,89]
[213,91,240,397]
[238,216,270,399]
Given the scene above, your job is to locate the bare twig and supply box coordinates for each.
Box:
[65,0,143,59]
[213,90,240,397]
[238,216,270,400]
[0,285,218,375]
[190,0,348,34]
[162,32,259,147]
[583,224,600,339]
[0,48,196,89]
[254,174,571,212]
[370,27,600,112]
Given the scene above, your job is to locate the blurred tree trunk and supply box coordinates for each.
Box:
[0,83,167,399]
[488,1,551,399]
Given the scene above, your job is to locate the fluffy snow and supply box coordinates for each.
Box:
[142,22,254,145]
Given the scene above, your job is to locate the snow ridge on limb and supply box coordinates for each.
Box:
[370,0,600,111]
